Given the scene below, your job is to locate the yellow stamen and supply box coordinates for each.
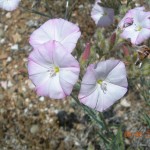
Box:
[103,12,107,16]
[97,79,103,84]
[54,67,59,73]
[136,26,142,31]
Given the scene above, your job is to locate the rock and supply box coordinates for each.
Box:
[12,33,22,43]
[4,25,8,31]
[6,57,12,62]
[79,5,84,9]
[26,20,38,27]
[0,38,5,44]
[30,124,39,134]
[6,12,11,18]
[7,81,13,88]
[11,44,19,51]
[125,139,130,145]
[22,86,26,92]
[23,45,32,51]
[120,98,131,108]
[39,96,45,102]
[25,79,35,89]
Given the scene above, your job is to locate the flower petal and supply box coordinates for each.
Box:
[95,82,127,112]
[78,59,128,112]
[80,87,100,109]
[28,40,80,99]
[28,48,52,69]
[28,60,49,85]
[0,0,20,11]
[120,25,139,44]
[135,28,150,45]
[29,18,81,53]
[91,2,114,27]
[53,42,80,68]
[105,61,128,88]
[59,70,79,95]
[36,74,66,99]
[94,59,120,80]
[78,64,97,98]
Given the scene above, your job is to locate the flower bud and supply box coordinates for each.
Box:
[122,45,129,56]
[81,42,91,61]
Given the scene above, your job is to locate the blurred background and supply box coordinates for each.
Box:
[0,0,150,149]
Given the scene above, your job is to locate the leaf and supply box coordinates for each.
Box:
[110,126,125,150]
[142,113,150,127]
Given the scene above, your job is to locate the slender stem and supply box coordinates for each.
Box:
[64,0,70,19]
[70,94,104,128]
[45,0,52,17]
[20,6,51,18]
[99,112,110,134]
[71,94,110,143]
[67,0,78,20]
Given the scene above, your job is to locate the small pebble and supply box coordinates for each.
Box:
[6,57,12,62]
[39,96,45,102]
[6,12,11,18]
[7,81,13,88]
[120,98,131,108]
[11,44,19,51]
[30,125,39,134]
[0,38,5,44]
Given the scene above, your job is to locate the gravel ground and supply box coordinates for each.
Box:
[0,0,149,149]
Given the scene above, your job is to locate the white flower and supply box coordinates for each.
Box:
[0,0,20,11]
[78,59,128,112]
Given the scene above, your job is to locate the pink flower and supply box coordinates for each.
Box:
[91,0,114,27]
[30,18,81,53]
[118,7,150,45]
[78,59,128,112]
[0,0,20,11]
[28,41,80,99]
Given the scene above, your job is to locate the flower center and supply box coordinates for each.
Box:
[54,66,59,73]
[97,80,107,94]
[135,25,142,31]
[49,66,59,77]
[103,12,107,16]
[97,79,103,84]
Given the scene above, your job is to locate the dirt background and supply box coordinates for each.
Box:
[0,0,149,150]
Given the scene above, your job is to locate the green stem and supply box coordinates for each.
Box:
[20,6,51,18]
[64,0,70,19]
[70,94,104,127]
[70,94,110,143]
[99,112,110,134]
[67,0,78,20]
[45,0,52,17]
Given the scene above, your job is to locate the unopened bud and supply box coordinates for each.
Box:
[81,42,90,61]
[109,32,116,49]
[122,45,129,56]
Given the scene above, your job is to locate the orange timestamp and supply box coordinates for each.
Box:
[124,129,150,138]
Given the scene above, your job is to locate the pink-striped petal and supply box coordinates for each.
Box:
[29,18,81,53]
[28,41,80,99]
[78,59,128,112]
